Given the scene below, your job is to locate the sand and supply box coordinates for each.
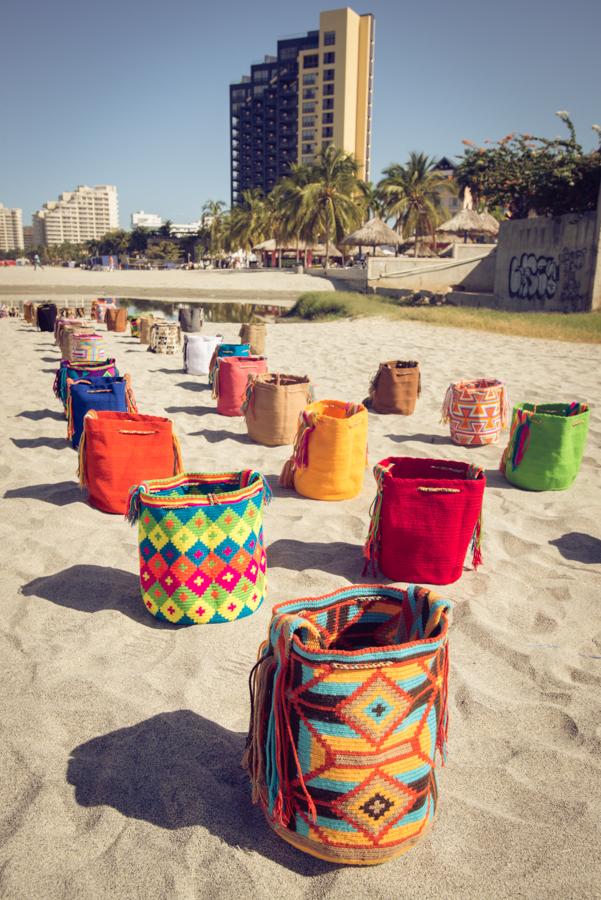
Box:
[0,267,334,302]
[0,314,600,899]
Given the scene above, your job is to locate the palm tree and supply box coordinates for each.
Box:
[357,180,385,220]
[229,189,268,252]
[201,200,228,258]
[159,219,173,238]
[271,163,314,263]
[296,145,363,268]
[377,153,451,254]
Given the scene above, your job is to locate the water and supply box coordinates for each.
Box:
[119,298,289,323]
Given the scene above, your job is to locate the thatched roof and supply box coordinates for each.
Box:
[437,209,499,236]
[253,238,345,257]
[341,217,404,247]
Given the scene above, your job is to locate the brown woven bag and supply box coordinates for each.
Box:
[139,315,162,344]
[244,373,313,446]
[239,323,266,356]
[105,306,128,332]
[369,360,421,415]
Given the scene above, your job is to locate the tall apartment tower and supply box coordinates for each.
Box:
[230,7,374,206]
[32,185,119,246]
[0,204,24,252]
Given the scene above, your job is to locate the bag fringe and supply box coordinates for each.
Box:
[440,383,453,424]
[172,431,184,474]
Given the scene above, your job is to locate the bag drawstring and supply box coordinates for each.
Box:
[172,431,184,474]
[125,374,138,413]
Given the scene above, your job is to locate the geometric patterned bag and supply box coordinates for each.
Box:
[54,359,119,408]
[126,470,271,625]
[244,584,451,864]
[500,402,589,491]
[441,378,509,446]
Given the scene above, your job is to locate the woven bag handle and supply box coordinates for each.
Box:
[417,486,460,493]
[118,429,159,435]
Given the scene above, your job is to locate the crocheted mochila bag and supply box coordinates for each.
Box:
[54,359,119,408]
[70,332,109,363]
[183,334,223,376]
[92,298,116,323]
[441,378,509,446]
[368,361,421,415]
[66,375,137,450]
[500,402,589,491]
[280,400,368,500]
[179,306,204,333]
[78,411,184,515]
[59,324,97,360]
[127,471,271,624]
[36,303,58,332]
[149,321,181,354]
[213,355,268,417]
[129,317,140,338]
[208,342,251,385]
[105,306,128,332]
[244,584,451,865]
[363,457,486,585]
[239,322,266,356]
[243,373,314,446]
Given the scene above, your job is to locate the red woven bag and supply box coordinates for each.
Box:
[363,456,486,584]
[214,356,268,417]
[78,411,184,514]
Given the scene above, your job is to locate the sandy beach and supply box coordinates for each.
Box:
[0,267,335,303]
[0,313,600,899]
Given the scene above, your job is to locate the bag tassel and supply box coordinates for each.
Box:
[211,361,220,400]
[279,410,316,487]
[362,464,388,576]
[440,383,453,424]
[77,410,97,487]
[172,431,184,474]
[125,374,138,413]
[125,483,146,525]
[241,377,256,415]
[436,643,450,764]
[53,366,63,399]
[509,409,532,471]
[470,508,483,569]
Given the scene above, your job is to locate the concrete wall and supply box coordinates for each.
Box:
[494,207,601,311]
[365,249,496,293]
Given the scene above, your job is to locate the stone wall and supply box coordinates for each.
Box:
[366,249,496,293]
[494,203,601,311]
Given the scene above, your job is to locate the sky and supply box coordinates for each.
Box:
[1,0,599,227]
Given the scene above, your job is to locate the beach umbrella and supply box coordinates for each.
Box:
[437,209,499,243]
[341,217,404,256]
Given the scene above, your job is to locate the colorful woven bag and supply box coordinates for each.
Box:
[54,359,119,408]
[441,378,509,446]
[214,356,268,417]
[126,471,271,624]
[129,317,140,338]
[59,324,97,360]
[363,457,485,584]
[244,583,451,865]
[243,373,314,446]
[183,334,223,376]
[36,303,58,332]
[280,400,368,500]
[208,342,251,385]
[105,306,128,332]
[66,376,136,449]
[500,402,589,491]
[78,411,184,514]
[239,322,266,355]
[368,361,421,415]
[92,298,116,323]
[70,332,108,363]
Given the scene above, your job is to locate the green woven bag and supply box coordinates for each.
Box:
[500,402,589,491]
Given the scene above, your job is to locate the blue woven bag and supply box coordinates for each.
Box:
[67,376,134,449]
[54,359,119,407]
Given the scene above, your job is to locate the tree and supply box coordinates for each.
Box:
[377,153,449,252]
[357,180,385,220]
[159,219,173,238]
[271,163,315,262]
[455,112,601,219]
[229,189,268,252]
[295,145,363,268]
[146,240,181,262]
[201,200,228,258]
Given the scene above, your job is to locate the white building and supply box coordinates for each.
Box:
[170,220,202,237]
[32,185,119,246]
[0,204,24,252]
[131,210,163,229]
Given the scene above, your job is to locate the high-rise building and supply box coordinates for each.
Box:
[0,203,24,252]
[230,7,374,206]
[131,210,163,229]
[22,226,35,251]
[32,185,119,246]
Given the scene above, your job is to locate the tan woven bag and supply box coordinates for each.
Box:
[368,360,421,415]
[239,323,266,356]
[244,374,313,446]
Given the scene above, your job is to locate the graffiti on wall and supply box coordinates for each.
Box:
[559,248,587,311]
[508,253,559,302]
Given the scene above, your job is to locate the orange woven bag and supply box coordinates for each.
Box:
[78,411,184,514]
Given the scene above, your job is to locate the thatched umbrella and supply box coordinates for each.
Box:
[341,217,404,256]
[437,209,499,243]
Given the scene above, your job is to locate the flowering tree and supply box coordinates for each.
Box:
[456,112,601,219]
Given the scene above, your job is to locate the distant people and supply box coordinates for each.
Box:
[108,255,115,271]
[33,253,44,270]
